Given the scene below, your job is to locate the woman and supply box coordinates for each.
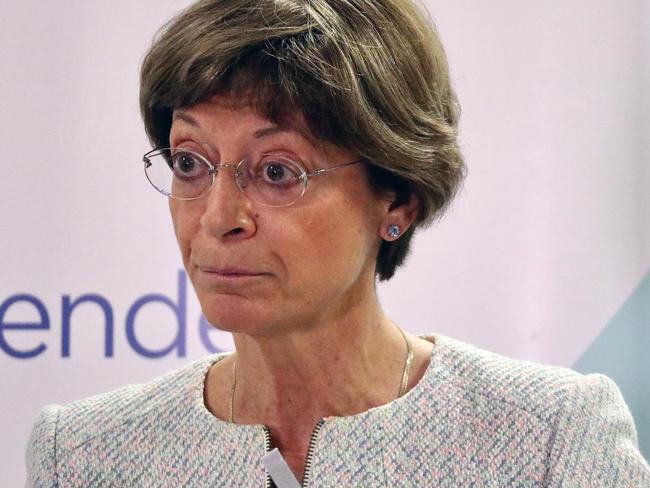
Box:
[27,0,649,486]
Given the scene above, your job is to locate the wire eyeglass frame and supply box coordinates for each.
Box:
[142,147,364,207]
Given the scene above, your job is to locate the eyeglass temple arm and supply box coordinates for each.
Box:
[309,159,364,176]
[143,148,161,159]
[143,148,164,167]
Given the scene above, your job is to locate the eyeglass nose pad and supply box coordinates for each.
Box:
[234,161,248,190]
[237,176,248,190]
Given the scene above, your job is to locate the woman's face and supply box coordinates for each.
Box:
[169,97,392,336]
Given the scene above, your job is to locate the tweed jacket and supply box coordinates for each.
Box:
[26,334,650,487]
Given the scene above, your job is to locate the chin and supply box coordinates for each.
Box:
[199,294,279,336]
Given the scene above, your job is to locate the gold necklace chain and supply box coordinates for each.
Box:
[228,327,413,423]
[229,357,237,424]
[397,326,414,397]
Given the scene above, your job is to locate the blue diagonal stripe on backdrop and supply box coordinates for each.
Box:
[573,269,650,461]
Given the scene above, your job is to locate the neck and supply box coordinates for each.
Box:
[229,295,408,426]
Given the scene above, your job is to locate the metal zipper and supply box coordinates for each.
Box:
[301,419,326,488]
[262,425,273,488]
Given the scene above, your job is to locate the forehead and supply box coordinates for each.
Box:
[168,101,360,170]
[170,96,323,150]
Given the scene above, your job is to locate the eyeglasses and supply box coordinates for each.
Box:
[143,147,363,207]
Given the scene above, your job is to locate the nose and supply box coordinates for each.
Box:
[199,164,256,240]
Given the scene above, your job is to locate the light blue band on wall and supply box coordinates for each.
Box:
[573,270,650,461]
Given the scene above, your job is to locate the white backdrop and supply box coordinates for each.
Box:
[1,1,648,485]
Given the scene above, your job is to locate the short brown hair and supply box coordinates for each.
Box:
[140,0,465,280]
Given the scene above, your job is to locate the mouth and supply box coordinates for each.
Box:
[199,266,264,275]
[195,265,271,284]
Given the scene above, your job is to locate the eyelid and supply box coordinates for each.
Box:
[257,151,312,170]
[171,143,217,164]
[170,141,201,153]
[259,153,298,162]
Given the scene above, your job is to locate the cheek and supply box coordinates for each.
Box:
[169,201,202,262]
[277,199,378,288]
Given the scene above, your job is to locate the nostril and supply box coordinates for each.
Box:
[228,227,244,235]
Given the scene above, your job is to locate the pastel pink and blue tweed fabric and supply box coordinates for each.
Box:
[26,334,650,487]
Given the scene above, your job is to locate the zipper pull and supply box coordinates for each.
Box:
[261,448,301,488]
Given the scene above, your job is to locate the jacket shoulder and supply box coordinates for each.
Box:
[25,404,62,487]
[48,354,223,448]
[432,334,600,422]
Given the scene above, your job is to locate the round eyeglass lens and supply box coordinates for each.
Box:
[144,148,213,200]
[240,156,307,207]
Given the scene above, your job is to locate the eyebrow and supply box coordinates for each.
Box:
[253,126,291,139]
[255,125,319,148]
[172,110,200,127]
[172,110,316,146]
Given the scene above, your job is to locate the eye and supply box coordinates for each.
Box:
[254,157,304,187]
[265,163,287,181]
[174,152,196,173]
[171,151,207,180]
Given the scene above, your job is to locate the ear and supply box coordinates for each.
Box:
[378,194,420,241]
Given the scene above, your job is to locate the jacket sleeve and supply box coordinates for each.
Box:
[25,405,63,488]
[545,373,650,487]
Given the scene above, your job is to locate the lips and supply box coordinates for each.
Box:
[193,261,273,283]
[198,266,266,276]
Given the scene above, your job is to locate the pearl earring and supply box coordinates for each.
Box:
[387,224,401,239]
